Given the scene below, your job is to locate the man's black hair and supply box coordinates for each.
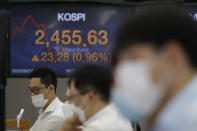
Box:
[30,67,57,93]
[112,6,197,67]
[68,64,112,102]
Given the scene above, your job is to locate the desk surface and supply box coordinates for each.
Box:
[5,120,30,131]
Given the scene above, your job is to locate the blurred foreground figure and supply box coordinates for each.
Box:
[111,6,197,131]
[59,64,133,131]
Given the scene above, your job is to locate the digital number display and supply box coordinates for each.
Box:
[10,3,132,76]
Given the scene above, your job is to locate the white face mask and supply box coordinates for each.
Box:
[70,103,86,122]
[111,61,166,121]
[31,90,48,108]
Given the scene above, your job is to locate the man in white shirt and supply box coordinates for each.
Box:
[29,67,73,131]
[111,6,197,131]
[59,64,133,131]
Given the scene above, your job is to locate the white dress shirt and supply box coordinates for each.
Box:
[149,74,197,131]
[80,104,134,131]
[62,102,74,118]
[30,97,73,131]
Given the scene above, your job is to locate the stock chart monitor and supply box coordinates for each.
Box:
[10,3,133,76]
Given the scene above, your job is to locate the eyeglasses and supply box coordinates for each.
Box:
[64,90,90,102]
[27,87,46,95]
[63,95,71,102]
[64,93,81,102]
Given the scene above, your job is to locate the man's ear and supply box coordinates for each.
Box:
[163,40,185,68]
[87,92,96,104]
[49,85,55,92]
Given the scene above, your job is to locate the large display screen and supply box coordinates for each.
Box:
[10,3,133,76]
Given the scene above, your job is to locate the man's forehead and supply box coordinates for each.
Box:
[30,77,41,82]
[70,81,79,93]
[118,44,156,61]
[29,78,42,87]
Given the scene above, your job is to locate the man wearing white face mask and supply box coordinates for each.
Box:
[59,64,133,131]
[111,6,197,131]
[29,67,73,131]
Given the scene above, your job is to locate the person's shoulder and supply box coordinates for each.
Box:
[85,104,133,131]
[50,98,71,118]
[85,120,133,131]
[185,99,197,120]
[42,115,65,131]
